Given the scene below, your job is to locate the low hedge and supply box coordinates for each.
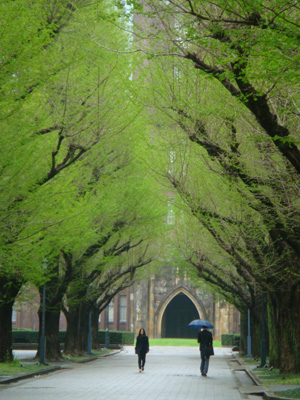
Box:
[221,334,240,346]
[98,330,134,345]
[12,329,134,345]
[12,330,39,343]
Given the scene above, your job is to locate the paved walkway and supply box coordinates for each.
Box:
[0,347,246,400]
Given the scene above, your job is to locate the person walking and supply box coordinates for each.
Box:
[135,328,149,372]
[198,326,213,377]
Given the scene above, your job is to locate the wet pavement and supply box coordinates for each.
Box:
[0,347,261,400]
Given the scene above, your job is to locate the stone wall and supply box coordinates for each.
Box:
[130,267,240,340]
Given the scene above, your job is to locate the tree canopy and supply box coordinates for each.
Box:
[114,0,300,373]
[2,0,300,373]
[0,0,165,361]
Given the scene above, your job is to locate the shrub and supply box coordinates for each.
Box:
[221,334,240,346]
[12,329,134,345]
[12,330,39,343]
[98,330,134,345]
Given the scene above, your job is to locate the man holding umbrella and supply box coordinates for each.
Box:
[198,325,213,377]
[188,319,214,377]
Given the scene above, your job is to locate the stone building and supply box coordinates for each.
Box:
[126,270,239,340]
[98,267,240,340]
[13,269,239,341]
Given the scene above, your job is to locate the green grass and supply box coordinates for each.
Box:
[251,365,300,399]
[274,388,300,399]
[149,338,221,347]
[0,360,52,380]
[63,348,112,362]
[252,366,300,386]
[242,357,261,366]
[0,349,113,380]
[260,372,300,386]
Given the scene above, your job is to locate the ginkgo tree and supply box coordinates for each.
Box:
[0,0,164,362]
[32,117,164,359]
[116,0,300,373]
[0,0,88,362]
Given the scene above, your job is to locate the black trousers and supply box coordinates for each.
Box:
[200,355,210,375]
[138,352,146,368]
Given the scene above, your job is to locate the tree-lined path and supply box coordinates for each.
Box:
[2,0,300,376]
[1,347,243,400]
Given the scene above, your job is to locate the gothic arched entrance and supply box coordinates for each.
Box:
[161,293,200,338]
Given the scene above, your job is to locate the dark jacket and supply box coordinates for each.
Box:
[135,335,149,355]
[198,329,213,356]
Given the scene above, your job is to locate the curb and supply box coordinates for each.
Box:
[0,366,62,385]
[0,349,121,385]
[76,349,121,362]
[98,350,121,357]
[233,355,299,400]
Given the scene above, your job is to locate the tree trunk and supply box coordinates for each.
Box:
[239,310,247,355]
[268,288,300,373]
[36,307,63,361]
[91,305,100,349]
[250,296,269,361]
[0,302,15,362]
[34,254,74,361]
[64,302,90,356]
[239,305,262,359]
[0,277,23,362]
[251,309,263,360]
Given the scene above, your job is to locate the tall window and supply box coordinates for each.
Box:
[12,308,16,323]
[119,295,127,323]
[108,299,114,323]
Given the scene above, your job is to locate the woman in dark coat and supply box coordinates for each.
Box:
[135,328,149,372]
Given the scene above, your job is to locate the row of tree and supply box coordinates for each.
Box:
[2,0,300,374]
[115,0,300,373]
[0,0,166,361]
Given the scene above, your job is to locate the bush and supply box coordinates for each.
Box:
[221,334,240,346]
[12,330,39,343]
[12,329,134,345]
[234,334,240,346]
[98,330,134,345]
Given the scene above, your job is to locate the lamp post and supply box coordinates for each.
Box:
[105,303,110,349]
[246,285,252,357]
[246,308,252,357]
[87,309,92,355]
[87,283,93,354]
[39,258,48,365]
[259,293,267,367]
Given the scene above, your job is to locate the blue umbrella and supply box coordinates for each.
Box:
[188,319,213,329]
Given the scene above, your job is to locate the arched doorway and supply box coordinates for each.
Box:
[161,293,200,338]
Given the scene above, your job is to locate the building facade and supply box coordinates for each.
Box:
[13,270,239,340]
[99,267,240,340]
[125,269,239,340]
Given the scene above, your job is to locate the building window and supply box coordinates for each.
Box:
[12,308,16,323]
[119,295,127,323]
[108,299,114,323]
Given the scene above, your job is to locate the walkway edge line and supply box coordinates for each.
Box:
[0,366,61,385]
[234,355,298,400]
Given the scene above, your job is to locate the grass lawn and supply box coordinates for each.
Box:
[149,338,221,347]
[273,388,300,399]
[0,348,113,380]
[0,360,52,380]
[255,368,300,386]
[257,369,300,399]
[242,358,300,399]
[63,348,112,362]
